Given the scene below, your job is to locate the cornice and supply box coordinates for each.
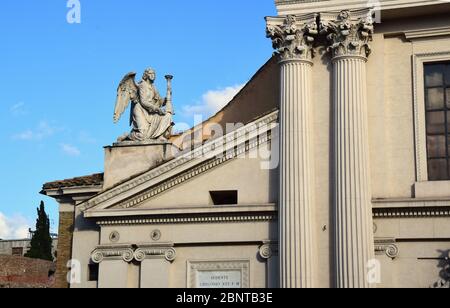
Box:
[96,213,277,226]
[373,197,450,205]
[90,201,450,223]
[275,0,446,16]
[373,206,450,218]
[42,186,102,205]
[372,198,450,218]
[86,204,276,218]
[91,204,278,225]
[404,26,450,40]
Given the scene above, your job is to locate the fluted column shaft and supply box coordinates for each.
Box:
[333,56,374,288]
[320,9,376,288]
[279,59,315,288]
[266,14,318,288]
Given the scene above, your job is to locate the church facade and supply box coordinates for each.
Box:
[42,0,450,288]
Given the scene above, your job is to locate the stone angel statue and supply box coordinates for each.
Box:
[113,68,174,142]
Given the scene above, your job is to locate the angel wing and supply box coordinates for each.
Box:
[113,72,139,123]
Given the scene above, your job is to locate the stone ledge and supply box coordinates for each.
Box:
[275,0,448,16]
[108,140,174,148]
[86,203,277,218]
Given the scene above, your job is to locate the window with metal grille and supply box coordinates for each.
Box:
[424,62,450,180]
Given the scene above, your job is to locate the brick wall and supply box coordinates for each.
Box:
[54,211,74,288]
[0,256,55,288]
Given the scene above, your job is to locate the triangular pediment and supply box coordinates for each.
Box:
[81,111,279,218]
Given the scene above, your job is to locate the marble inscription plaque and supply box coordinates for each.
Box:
[197,270,242,288]
[187,260,250,288]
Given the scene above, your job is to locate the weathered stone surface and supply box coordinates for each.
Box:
[104,142,180,190]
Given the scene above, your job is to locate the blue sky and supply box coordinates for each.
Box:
[0,1,276,238]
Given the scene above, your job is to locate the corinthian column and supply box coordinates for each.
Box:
[320,10,375,288]
[266,13,318,288]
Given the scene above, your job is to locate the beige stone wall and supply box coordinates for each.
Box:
[368,34,415,198]
[70,207,100,289]
[375,239,449,288]
[134,150,278,210]
[97,220,277,288]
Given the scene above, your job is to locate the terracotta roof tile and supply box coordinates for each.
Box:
[42,173,104,190]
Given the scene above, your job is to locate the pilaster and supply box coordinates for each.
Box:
[91,243,176,289]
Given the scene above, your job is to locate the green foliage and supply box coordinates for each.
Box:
[25,201,53,261]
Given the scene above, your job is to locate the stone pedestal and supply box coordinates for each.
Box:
[104,141,180,190]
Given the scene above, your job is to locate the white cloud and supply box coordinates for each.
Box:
[60,143,81,156]
[13,130,34,140]
[183,84,245,118]
[10,102,27,116]
[12,121,56,141]
[0,212,30,240]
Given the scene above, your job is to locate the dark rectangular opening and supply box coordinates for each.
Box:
[210,190,238,205]
[88,264,99,281]
[11,247,23,256]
